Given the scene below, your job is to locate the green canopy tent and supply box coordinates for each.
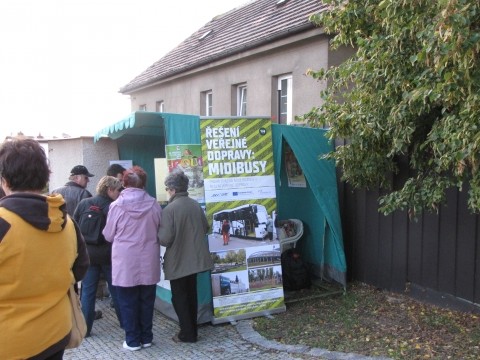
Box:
[94,113,347,323]
[95,111,212,323]
[272,125,346,287]
[94,111,199,197]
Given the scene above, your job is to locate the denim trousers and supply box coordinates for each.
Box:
[80,264,122,335]
[115,284,157,347]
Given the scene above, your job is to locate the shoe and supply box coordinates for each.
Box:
[172,335,180,343]
[142,343,152,348]
[172,334,197,343]
[94,310,103,320]
[123,341,141,351]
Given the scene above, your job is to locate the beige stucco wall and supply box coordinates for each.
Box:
[47,137,119,194]
[127,30,345,122]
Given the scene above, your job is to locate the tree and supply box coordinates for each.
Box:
[303,0,480,217]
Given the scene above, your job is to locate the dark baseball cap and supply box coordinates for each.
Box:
[70,165,94,177]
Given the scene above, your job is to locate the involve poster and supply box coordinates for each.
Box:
[200,118,285,324]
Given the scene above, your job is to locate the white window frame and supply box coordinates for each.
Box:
[206,91,213,116]
[237,84,247,116]
[278,75,292,124]
[156,100,165,112]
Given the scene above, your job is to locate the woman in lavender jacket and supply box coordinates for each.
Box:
[103,166,162,351]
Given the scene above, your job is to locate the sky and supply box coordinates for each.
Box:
[0,0,249,139]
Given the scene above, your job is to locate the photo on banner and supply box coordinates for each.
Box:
[200,117,286,324]
[159,144,205,291]
[165,144,205,203]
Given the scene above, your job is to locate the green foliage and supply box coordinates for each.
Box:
[302,0,480,216]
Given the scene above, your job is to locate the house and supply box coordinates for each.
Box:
[119,0,354,124]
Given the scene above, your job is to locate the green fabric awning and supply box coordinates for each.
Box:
[93,111,212,323]
[93,111,199,142]
[93,111,199,197]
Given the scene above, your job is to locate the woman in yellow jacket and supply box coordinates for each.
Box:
[0,139,89,360]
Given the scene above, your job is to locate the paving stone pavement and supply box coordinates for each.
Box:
[64,298,390,360]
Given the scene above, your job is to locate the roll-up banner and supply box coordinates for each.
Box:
[200,118,286,324]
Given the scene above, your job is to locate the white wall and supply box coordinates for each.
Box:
[48,137,119,194]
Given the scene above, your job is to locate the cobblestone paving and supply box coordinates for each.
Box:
[64,298,389,360]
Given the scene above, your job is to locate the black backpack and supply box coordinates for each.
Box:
[281,248,311,291]
[77,204,107,245]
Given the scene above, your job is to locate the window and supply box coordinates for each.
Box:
[237,84,247,116]
[201,91,213,116]
[156,101,165,112]
[139,104,147,111]
[278,75,292,124]
[206,91,213,116]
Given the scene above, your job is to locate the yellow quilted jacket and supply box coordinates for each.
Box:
[0,193,82,360]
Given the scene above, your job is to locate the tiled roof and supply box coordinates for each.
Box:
[120,0,327,93]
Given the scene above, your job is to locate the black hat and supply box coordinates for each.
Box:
[70,165,94,177]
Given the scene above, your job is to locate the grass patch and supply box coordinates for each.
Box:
[253,282,480,359]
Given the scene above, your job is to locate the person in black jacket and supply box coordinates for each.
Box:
[52,165,94,216]
[73,175,123,337]
[107,163,126,181]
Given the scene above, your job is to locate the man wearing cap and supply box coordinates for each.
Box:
[52,165,94,217]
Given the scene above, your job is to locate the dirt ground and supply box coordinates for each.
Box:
[253,281,480,359]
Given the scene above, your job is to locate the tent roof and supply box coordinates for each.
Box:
[94,111,162,142]
[93,111,199,142]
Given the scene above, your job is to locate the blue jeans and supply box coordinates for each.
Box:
[116,285,157,347]
[80,264,121,335]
